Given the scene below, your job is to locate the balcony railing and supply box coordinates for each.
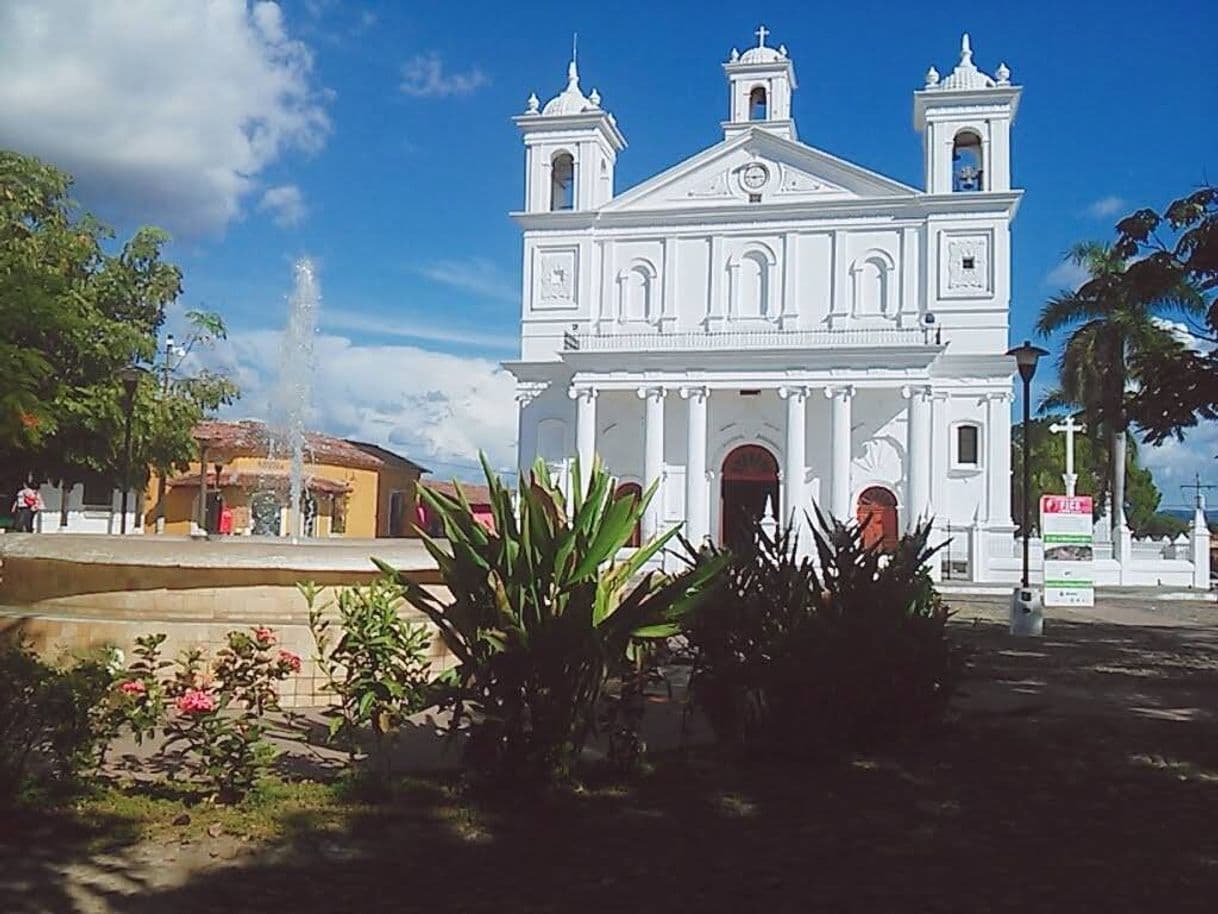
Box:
[562,325,939,352]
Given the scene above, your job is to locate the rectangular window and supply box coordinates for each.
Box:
[957,425,980,466]
[81,476,112,508]
[331,495,347,534]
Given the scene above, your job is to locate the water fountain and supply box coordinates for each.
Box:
[0,257,440,704]
[274,258,319,539]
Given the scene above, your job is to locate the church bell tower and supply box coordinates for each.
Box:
[913,34,1021,194]
[514,51,626,214]
[722,25,798,141]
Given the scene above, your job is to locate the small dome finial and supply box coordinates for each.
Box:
[526,92,539,113]
[729,47,739,61]
[925,66,940,88]
[567,57,579,88]
[960,33,973,64]
[996,62,1011,85]
[589,87,601,107]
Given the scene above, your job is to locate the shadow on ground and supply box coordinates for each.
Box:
[3,618,1216,913]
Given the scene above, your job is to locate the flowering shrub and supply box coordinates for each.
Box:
[111,627,299,802]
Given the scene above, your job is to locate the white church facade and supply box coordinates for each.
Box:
[506,29,1023,576]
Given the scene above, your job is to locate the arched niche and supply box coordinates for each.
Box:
[617,259,658,323]
[850,249,896,318]
[728,244,777,320]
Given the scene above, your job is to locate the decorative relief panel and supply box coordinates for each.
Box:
[685,169,733,199]
[776,164,827,195]
[938,230,993,299]
[534,247,578,310]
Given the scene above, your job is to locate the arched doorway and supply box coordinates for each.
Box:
[614,481,643,547]
[856,486,899,553]
[720,444,779,552]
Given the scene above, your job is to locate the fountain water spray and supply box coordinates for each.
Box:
[274,258,319,539]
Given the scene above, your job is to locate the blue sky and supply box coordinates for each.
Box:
[1,1,1214,500]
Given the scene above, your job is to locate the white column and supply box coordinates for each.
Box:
[1191,497,1211,590]
[680,385,709,544]
[778,386,808,527]
[570,386,598,494]
[826,385,854,521]
[985,392,1011,524]
[638,386,666,540]
[930,391,950,521]
[904,384,933,529]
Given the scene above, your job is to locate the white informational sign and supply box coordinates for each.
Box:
[1040,495,1095,607]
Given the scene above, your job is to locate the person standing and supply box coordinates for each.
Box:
[12,482,39,532]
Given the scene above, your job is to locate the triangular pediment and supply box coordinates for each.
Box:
[601,128,917,213]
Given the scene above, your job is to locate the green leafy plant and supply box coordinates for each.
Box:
[685,512,959,758]
[378,455,725,786]
[304,579,434,779]
[0,637,122,802]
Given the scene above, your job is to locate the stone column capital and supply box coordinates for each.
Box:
[679,385,710,402]
[636,385,667,401]
[823,384,856,401]
[777,385,811,402]
[901,383,934,401]
[568,385,598,403]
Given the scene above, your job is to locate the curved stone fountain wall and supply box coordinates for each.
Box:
[0,534,446,706]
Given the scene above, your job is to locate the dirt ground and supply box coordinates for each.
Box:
[3,595,1216,913]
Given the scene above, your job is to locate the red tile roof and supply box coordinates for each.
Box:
[166,468,352,496]
[192,420,425,473]
[422,480,494,506]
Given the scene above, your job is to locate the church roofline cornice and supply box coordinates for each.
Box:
[510,189,1022,230]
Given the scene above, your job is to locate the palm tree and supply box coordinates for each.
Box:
[1036,242,1204,530]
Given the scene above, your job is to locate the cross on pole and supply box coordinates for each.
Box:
[1049,414,1085,497]
[1181,472,1216,510]
[755,24,769,47]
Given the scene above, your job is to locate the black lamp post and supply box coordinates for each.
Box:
[117,366,145,535]
[1006,340,1048,587]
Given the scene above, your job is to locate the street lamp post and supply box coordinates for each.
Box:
[1006,340,1048,634]
[117,366,145,535]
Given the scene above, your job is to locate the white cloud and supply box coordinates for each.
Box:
[258,184,307,228]
[1044,259,1091,290]
[208,329,518,479]
[323,308,517,351]
[1085,196,1126,219]
[400,53,489,98]
[0,1,330,237]
[1151,318,1212,354]
[1141,423,1218,509]
[414,257,518,303]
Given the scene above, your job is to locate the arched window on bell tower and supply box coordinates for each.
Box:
[951,130,983,192]
[550,152,575,210]
[749,86,768,120]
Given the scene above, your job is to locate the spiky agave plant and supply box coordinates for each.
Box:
[376,454,724,785]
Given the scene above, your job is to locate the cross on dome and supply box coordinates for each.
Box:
[736,24,788,64]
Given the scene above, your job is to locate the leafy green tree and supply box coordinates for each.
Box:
[1011,415,1163,534]
[0,150,237,501]
[1035,241,1205,528]
[1109,187,1218,444]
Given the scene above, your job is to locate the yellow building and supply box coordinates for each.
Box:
[145,420,427,538]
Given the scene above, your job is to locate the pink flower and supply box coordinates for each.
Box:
[277,650,302,673]
[253,626,275,645]
[175,688,216,714]
[119,679,147,695]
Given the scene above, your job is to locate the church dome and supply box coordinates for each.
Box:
[925,34,1010,91]
[729,26,788,65]
[738,44,785,64]
[540,59,599,116]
